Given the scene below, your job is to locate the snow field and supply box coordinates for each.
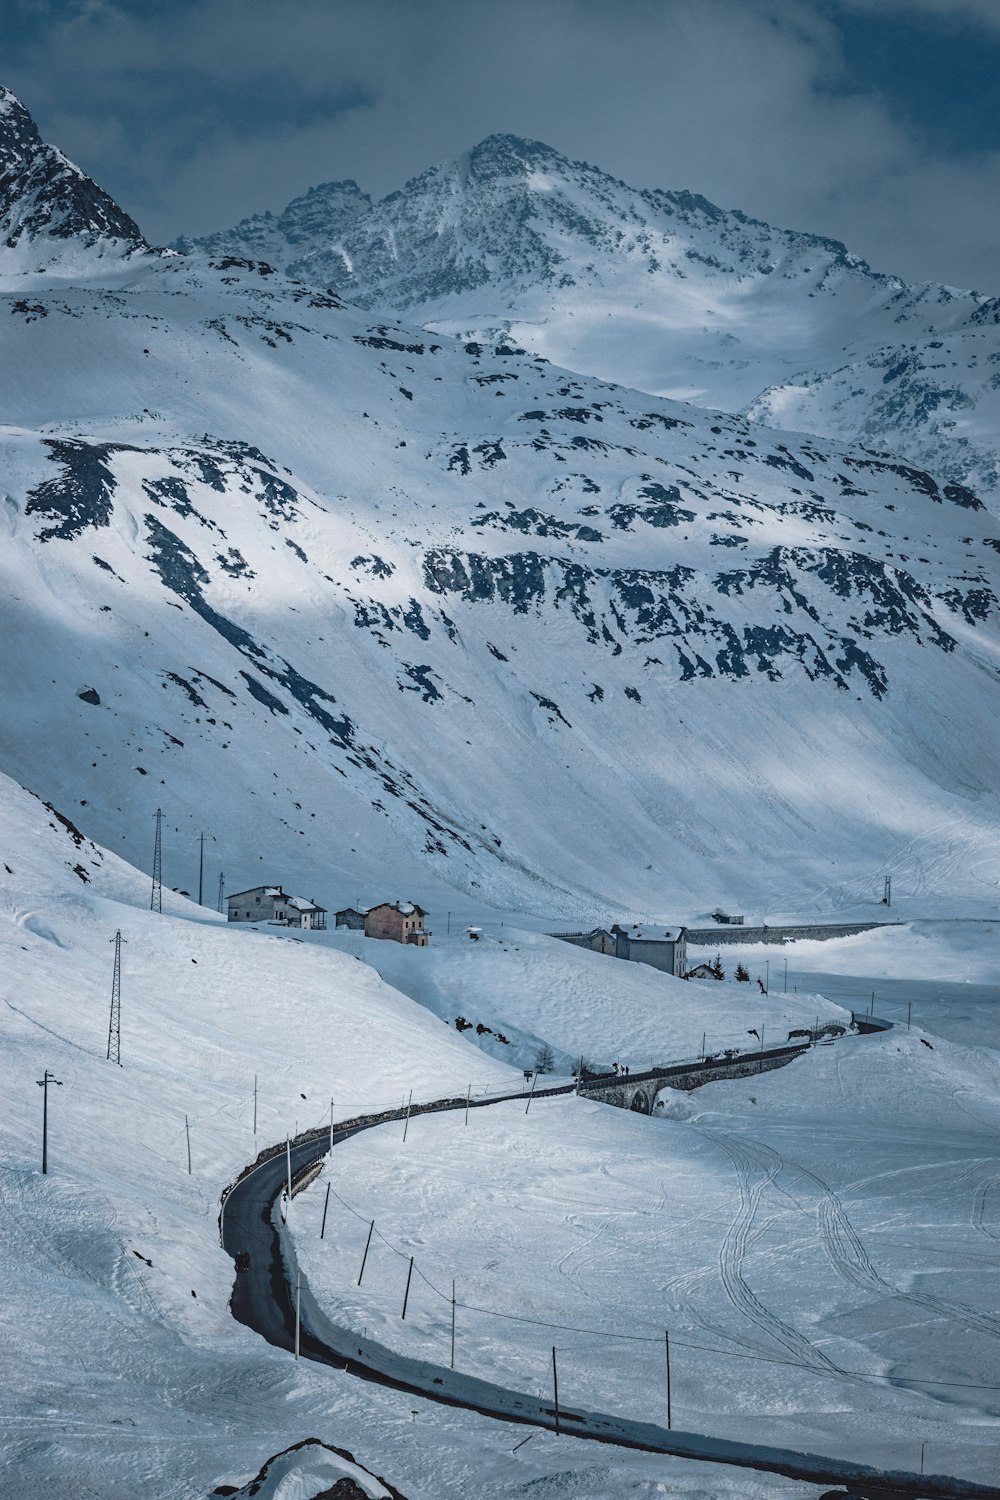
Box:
[289,1025,1000,1487]
[0,771,833,1499]
[325,924,848,1075]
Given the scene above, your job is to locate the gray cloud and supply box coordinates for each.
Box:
[2,0,998,290]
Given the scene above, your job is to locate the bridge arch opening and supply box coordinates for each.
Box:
[629,1089,651,1115]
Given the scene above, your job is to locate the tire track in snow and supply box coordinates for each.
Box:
[972,1178,1000,1241]
[708,1132,844,1374]
[771,1150,1000,1344]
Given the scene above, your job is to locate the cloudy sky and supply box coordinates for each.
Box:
[2,0,999,289]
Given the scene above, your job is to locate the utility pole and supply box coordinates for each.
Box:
[464,1083,471,1127]
[320,1182,331,1239]
[551,1346,560,1435]
[107,930,124,1065]
[294,1269,301,1359]
[36,1070,62,1174]
[883,875,892,908]
[329,1098,335,1154]
[451,1279,456,1369]
[782,956,788,993]
[217,871,225,915]
[402,1088,412,1142]
[524,1072,538,1115]
[197,831,205,907]
[285,1135,292,1207]
[185,1114,192,1174]
[401,1255,414,1319]
[764,959,769,994]
[358,1219,374,1284]
[665,1329,672,1429]
[150,808,163,913]
[253,1074,257,1136]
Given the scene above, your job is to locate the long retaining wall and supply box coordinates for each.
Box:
[686,920,901,946]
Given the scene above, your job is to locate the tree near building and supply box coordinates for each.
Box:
[535,1042,556,1074]
[735,962,750,982]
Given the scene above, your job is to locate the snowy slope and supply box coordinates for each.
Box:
[0,769,840,1500]
[2,244,999,921]
[180,134,1000,505]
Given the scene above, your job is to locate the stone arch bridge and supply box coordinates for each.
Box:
[575,1037,837,1113]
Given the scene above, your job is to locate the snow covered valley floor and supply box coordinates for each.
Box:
[2,767,999,1498]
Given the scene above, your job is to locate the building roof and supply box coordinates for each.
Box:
[227,885,286,902]
[613,924,685,942]
[367,901,426,918]
[335,905,369,916]
[286,894,326,912]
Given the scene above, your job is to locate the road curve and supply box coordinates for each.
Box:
[219,1088,998,1500]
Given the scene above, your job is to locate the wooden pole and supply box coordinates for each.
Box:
[401,1255,414,1319]
[403,1088,412,1142]
[665,1328,672,1430]
[524,1072,538,1115]
[253,1074,257,1136]
[294,1269,301,1359]
[357,1219,374,1284]
[320,1181,331,1239]
[451,1279,456,1369]
[185,1114,192,1174]
[285,1135,292,1204]
[464,1082,471,1127]
[551,1346,560,1434]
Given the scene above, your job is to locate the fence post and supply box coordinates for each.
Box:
[451,1279,456,1369]
[401,1255,414,1319]
[320,1181,331,1239]
[665,1328,672,1429]
[551,1346,560,1434]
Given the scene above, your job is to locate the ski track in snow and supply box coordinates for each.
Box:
[701,1131,845,1375]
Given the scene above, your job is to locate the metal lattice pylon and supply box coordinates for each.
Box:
[107,930,124,1065]
[217,871,225,914]
[151,807,163,913]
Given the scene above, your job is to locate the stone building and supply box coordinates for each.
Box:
[227,885,327,930]
[363,901,429,945]
[334,906,368,929]
[610,923,687,977]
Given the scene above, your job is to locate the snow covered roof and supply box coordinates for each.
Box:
[615,924,684,942]
[286,894,325,912]
[227,885,286,901]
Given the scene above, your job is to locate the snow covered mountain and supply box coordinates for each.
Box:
[2,90,999,921]
[177,134,1000,507]
[0,85,148,275]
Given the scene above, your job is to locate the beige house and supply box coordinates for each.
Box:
[364,901,429,945]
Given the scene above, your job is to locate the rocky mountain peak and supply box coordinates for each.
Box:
[0,86,44,178]
[0,82,147,270]
[467,133,563,182]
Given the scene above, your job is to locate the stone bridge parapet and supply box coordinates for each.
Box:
[577,1040,819,1114]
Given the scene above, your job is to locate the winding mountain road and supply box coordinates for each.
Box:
[219,1086,999,1500]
